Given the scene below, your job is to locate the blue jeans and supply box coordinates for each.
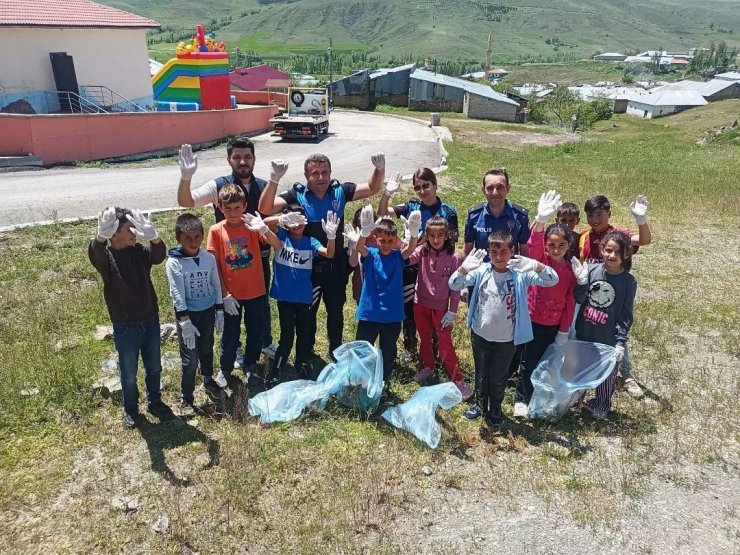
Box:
[112,315,162,414]
[221,295,266,373]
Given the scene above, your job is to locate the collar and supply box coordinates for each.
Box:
[484,200,513,219]
[422,196,442,212]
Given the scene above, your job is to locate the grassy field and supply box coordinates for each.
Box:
[1,101,739,552]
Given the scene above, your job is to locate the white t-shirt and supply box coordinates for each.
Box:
[472,269,516,342]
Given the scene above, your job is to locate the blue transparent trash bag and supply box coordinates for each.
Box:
[381,383,463,448]
[528,340,616,422]
[247,380,322,424]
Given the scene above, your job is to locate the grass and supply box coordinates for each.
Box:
[1,100,739,552]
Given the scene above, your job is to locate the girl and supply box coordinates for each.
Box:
[408,216,472,400]
[575,231,637,418]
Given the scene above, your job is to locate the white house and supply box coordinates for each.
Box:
[593,52,626,61]
[0,0,159,114]
[626,90,707,118]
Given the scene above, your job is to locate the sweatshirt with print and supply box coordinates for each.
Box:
[165,247,223,317]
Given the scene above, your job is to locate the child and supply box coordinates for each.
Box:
[207,184,281,388]
[557,201,581,260]
[407,216,472,400]
[513,191,588,417]
[165,213,224,416]
[354,204,420,382]
[268,205,338,384]
[449,230,559,430]
[575,231,637,418]
[347,206,378,303]
[88,207,170,428]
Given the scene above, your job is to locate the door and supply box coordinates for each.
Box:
[49,52,79,112]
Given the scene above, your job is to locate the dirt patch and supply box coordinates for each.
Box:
[457,129,582,147]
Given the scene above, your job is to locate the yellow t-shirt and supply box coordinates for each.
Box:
[207,221,265,300]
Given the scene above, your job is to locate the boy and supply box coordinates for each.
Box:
[89,207,170,428]
[207,184,281,388]
[449,230,558,430]
[557,202,580,231]
[166,213,224,416]
[354,205,421,381]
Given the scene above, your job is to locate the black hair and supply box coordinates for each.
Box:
[353,205,376,228]
[422,215,454,255]
[304,153,332,174]
[175,213,204,238]
[375,218,397,236]
[584,195,611,215]
[286,203,306,217]
[226,136,255,157]
[114,207,132,229]
[488,229,514,249]
[483,167,509,187]
[557,202,580,219]
[600,231,632,270]
[544,223,577,260]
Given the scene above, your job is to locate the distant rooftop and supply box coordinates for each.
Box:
[0,0,159,29]
[411,69,519,106]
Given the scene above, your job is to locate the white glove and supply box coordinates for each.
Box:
[615,344,625,363]
[126,210,158,241]
[321,211,340,240]
[179,319,200,350]
[214,310,224,334]
[370,152,385,170]
[96,206,119,239]
[554,331,569,346]
[343,223,360,251]
[402,210,422,239]
[359,204,376,237]
[178,144,197,180]
[270,159,289,182]
[630,195,649,226]
[461,249,487,274]
[440,310,456,328]
[223,294,239,316]
[570,257,589,285]
[507,255,543,273]
[384,172,402,197]
[536,189,562,223]
[242,213,268,234]
[279,211,308,229]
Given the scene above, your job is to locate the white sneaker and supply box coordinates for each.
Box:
[513,402,529,418]
[234,346,244,369]
[623,378,644,399]
[261,343,278,359]
[214,370,228,389]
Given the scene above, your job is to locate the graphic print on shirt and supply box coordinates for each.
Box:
[186,269,211,300]
[275,244,314,270]
[583,280,615,326]
[478,275,516,323]
[224,236,253,270]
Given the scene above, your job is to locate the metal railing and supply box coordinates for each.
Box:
[43,91,108,114]
[79,85,151,113]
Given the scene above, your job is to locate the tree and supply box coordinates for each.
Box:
[545,86,579,127]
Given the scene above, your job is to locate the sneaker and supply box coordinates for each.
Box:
[261,343,279,359]
[214,370,229,388]
[623,378,644,399]
[203,379,224,397]
[463,404,482,420]
[485,412,502,432]
[122,411,138,429]
[296,362,313,379]
[178,400,195,417]
[513,402,529,418]
[147,399,173,418]
[234,346,245,369]
[413,367,435,383]
[582,403,608,420]
[455,380,473,401]
[245,365,263,389]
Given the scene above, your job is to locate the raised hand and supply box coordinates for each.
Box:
[384,171,402,197]
[536,189,562,223]
[630,195,649,225]
[343,223,361,251]
[180,319,200,350]
[461,248,487,274]
[570,257,589,285]
[404,209,422,238]
[242,213,268,234]
[279,211,307,229]
[360,204,376,237]
[178,144,198,180]
[506,255,543,273]
[126,210,158,241]
[370,152,385,170]
[270,159,289,182]
[96,206,119,239]
[321,211,340,240]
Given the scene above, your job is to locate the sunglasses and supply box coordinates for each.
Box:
[413,182,434,192]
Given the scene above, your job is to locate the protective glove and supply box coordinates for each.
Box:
[321,211,340,240]
[554,331,569,346]
[343,223,360,251]
[214,310,224,334]
[126,210,158,241]
[242,213,268,234]
[96,206,119,239]
[615,344,625,363]
[506,255,543,273]
[279,211,308,229]
[178,144,197,180]
[384,171,402,197]
[359,204,376,237]
[536,189,562,223]
[440,310,456,328]
[460,249,487,274]
[370,152,385,170]
[179,319,200,350]
[270,159,289,182]
[222,294,239,316]
[402,210,422,238]
[570,257,589,285]
[630,195,649,225]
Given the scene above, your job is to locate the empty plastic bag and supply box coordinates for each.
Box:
[381,383,463,448]
[528,340,616,421]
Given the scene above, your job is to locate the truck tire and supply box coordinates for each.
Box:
[322,123,329,134]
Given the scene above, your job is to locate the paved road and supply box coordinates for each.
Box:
[0,111,441,228]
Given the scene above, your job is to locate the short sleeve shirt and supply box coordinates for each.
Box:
[356,247,405,323]
[206,221,265,300]
[393,197,459,242]
[270,229,323,304]
[464,200,530,257]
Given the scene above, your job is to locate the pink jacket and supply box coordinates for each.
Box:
[409,246,461,312]
[527,229,576,332]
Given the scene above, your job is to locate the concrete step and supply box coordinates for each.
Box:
[0,155,43,168]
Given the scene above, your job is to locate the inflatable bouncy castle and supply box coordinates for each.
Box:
[151,25,235,111]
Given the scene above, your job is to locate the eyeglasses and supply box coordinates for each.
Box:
[413,182,434,192]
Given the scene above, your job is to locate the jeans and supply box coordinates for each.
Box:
[221,295,266,373]
[413,303,461,382]
[310,255,348,355]
[176,307,215,403]
[271,300,312,380]
[112,315,162,414]
[262,253,273,347]
[402,265,418,352]
[356,320,402,381]
[619,343,633,379]
[471,332,517,418]
[516,322,559,404]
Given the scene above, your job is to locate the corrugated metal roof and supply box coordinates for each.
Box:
[716,71,740,81]
[410,69,519,106]
[651,79,738,97]
[369,63,416,79]
[0,0,159,28]
[230,64,291,91]
[629,90,708,107]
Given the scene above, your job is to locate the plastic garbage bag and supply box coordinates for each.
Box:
[247,380,321,424]
[528,340,616,422]
[381,383,463,448]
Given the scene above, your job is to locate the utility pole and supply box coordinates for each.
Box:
[327,37,333,109]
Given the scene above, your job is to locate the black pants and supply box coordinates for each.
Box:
[176,307,215,402]
[261,252,273,347]
[516,322,559,404]
[471,332,517,418]
[356,320,402,381]
[271,300,312,380]
[402,265,418,352]
[310,256,348,356]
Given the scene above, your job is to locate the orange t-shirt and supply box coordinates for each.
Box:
[207,221,265,300]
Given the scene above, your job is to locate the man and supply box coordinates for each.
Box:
[177,138,288,360]
[259,152,385,360]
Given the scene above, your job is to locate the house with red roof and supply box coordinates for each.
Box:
[229,64,291,92]
[0,0,159,114]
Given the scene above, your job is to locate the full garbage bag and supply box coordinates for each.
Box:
[528,340,616,421]
[381,383,463,448]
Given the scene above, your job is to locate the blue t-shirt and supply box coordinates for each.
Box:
[464,200,530,257]
[270,229,322,304]
[356,247,405,323]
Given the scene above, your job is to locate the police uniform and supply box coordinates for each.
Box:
[464,200,530,256]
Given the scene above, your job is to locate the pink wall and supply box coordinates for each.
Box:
[232,90,287,107]
[0,105,278,165]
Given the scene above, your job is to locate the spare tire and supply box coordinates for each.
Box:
[291,91,305,107]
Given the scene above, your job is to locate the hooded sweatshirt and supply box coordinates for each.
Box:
[165,247,223,317]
